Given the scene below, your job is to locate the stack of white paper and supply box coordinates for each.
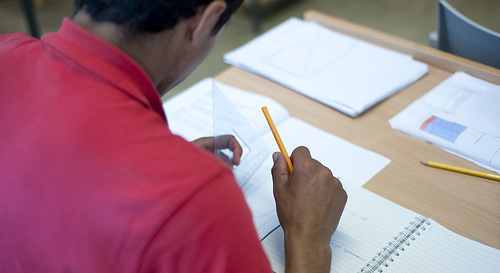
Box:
[389,72,500,173]
[224,18,428,117]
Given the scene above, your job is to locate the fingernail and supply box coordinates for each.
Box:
[272,153,278,162]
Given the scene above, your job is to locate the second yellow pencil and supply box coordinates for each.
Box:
[421,161,500,181]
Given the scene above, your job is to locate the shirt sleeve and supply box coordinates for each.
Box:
[139,171,273,273]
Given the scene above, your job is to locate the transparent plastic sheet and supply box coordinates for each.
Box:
[212,80,270,189]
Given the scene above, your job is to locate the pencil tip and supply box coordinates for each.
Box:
[420,161,428,166]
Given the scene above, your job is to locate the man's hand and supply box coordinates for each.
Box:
[272,146,347,273]
[191,135,243,166]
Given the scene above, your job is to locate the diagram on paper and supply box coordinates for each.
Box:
[262,26,357,78]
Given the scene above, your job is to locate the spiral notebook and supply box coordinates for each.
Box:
[261,188,500,273]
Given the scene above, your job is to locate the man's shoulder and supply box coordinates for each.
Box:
[0,32,34,49]
[137,141,270,273]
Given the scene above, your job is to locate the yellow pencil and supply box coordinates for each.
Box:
[262,106,293,173]
[421,161,500,181]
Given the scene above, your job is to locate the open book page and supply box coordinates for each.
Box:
[163,78,390,239]
[262,188,421,273]
[382,219,500,273]
[224,18,428,117]
[389,72,500,173]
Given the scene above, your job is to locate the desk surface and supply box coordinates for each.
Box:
[214,10,500,249]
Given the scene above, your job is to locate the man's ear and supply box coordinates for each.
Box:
[190,0,227,43]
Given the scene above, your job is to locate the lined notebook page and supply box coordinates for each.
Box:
[262,188,420,272]
[383,219,500,273]
[262,189,500,273]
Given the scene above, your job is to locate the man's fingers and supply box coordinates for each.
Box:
[191,137,213,150]
[213,135,243,166]
[271,152,289,187]
[231,138,242,166]
[290,146,312,165]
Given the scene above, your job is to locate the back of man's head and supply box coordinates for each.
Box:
[74,0,243,35]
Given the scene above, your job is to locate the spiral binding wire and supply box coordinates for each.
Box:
[358,216,431,273]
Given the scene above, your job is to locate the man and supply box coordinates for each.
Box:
[0,1,347,272]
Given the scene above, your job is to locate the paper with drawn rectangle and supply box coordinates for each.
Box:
[163,78,390,239]
[224,18,428,117]
[389,72,500,173]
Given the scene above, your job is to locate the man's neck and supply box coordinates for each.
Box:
[72,11,180,92]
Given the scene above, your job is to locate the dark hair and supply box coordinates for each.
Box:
[74,0,243,35]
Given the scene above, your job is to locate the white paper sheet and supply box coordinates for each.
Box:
[163,78,390,238]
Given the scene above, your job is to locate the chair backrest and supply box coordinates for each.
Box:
[437,0,500,69]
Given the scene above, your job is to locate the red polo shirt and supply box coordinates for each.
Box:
[0,18,271,273]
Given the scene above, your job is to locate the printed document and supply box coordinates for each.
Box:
[389,72,500,173]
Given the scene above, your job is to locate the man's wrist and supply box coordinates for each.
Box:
[283,232,332,273]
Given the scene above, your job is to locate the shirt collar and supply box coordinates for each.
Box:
[41,18,167,122]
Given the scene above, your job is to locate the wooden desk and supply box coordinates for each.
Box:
[214,10,500,249]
